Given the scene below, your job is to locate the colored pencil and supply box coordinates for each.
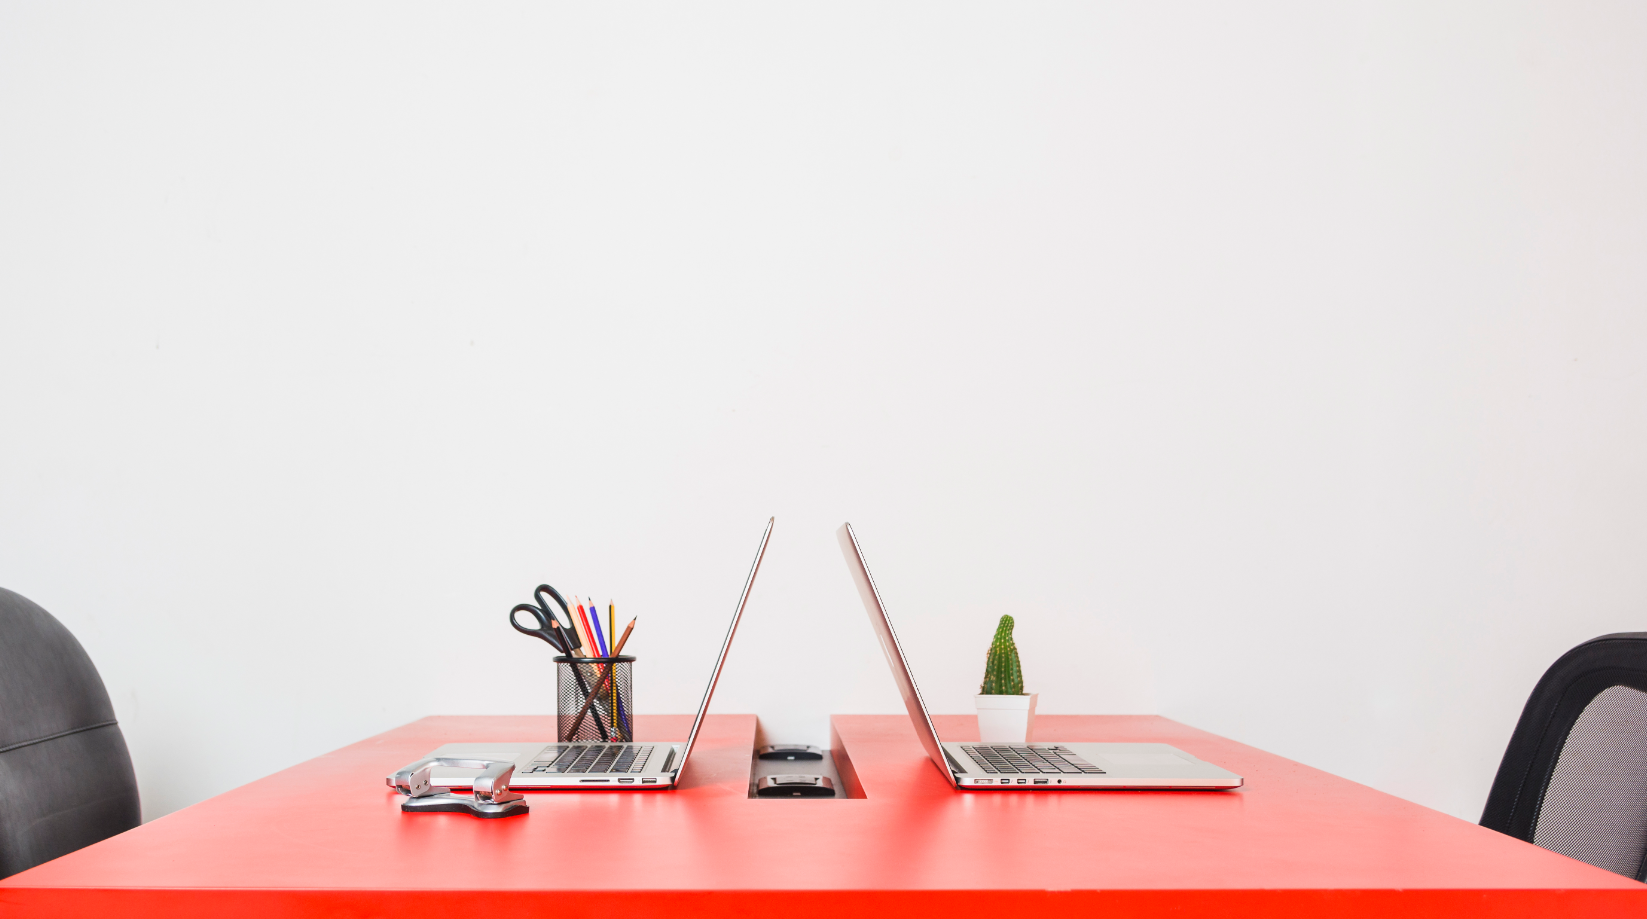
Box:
[567,617,637,738]
[587,598,609,657]
[607,601,617,728]
[571,597,595,658]
[580,599,601,657]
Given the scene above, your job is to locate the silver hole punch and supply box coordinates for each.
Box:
[388,757,529,818]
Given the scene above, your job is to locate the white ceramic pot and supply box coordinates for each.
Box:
[975,692,1038,743]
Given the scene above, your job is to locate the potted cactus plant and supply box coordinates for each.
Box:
[975,614,1038,742]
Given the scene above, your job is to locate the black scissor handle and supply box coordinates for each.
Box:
[510,603,567,653]
[534,584,570,619]
[534,584,581,653]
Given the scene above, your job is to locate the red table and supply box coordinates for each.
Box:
[3,714,1643,917]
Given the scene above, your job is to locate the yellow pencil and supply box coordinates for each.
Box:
[609,601,617,732]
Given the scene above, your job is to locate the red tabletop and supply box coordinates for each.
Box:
[2,713,1642,917]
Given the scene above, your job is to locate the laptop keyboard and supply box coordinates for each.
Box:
[524,744,656,775]
[960,745,1106,775]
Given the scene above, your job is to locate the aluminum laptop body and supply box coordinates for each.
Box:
[396,518,772,791]
[837,522,1242,791]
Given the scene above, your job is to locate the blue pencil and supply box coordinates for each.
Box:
[586,597,609,657]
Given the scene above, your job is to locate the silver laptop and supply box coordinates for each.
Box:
[396,517,772,791]
[838,522,1242,790]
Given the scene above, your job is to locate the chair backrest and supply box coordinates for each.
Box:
[0,587,141,879]
[1481,632,1647,880]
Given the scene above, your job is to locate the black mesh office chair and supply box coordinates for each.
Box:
[0,587,141,879]
[1481,632,1647,879]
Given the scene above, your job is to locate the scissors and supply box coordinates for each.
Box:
[510,584,582,655]
[508,584,611,740]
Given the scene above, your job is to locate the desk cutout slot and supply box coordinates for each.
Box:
[749,741,861,799]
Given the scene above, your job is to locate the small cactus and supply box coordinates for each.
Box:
[979,614,1025,695]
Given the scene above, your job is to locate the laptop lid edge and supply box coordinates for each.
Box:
[836,522,958,788]
[674,516,774,777]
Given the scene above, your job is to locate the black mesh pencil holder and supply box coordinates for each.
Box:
[554,656,635,743]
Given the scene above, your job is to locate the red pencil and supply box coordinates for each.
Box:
[570,597,595,657]
[576,598,602,657]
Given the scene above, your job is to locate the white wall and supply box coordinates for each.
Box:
[4,1,1647,823]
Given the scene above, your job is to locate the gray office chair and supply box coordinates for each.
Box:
[0,587,141,879]
[1481,632,1647,879]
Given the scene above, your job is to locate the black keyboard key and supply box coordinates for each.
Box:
[549,746,595,772]
[628,747,653,772]
[964,751,1001,774]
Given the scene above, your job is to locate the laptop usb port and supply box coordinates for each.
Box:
[1033,778,1048,784]
[617,778,635,783]
[641,778,657,784]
